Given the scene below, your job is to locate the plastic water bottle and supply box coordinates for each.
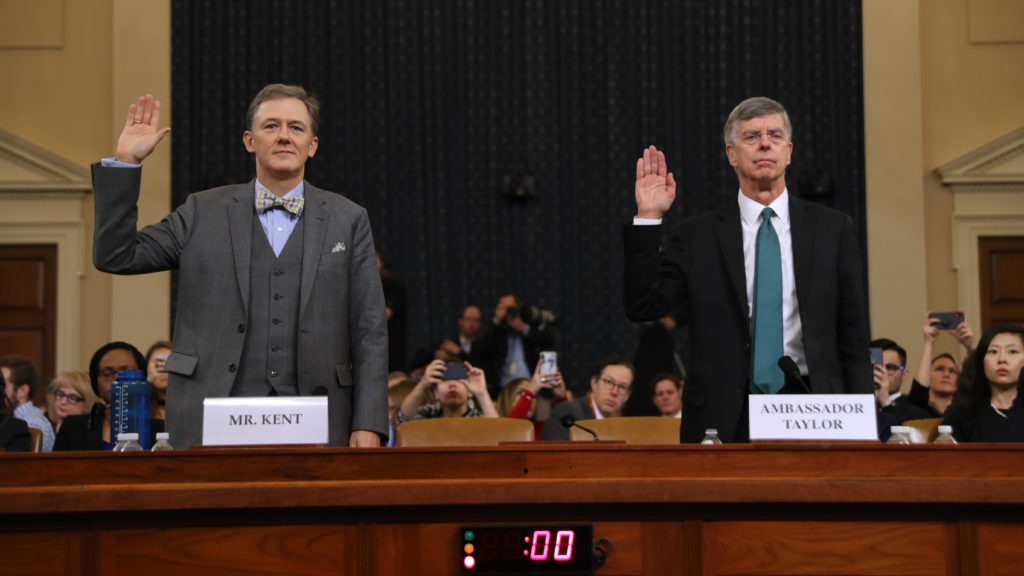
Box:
[110,369,152,450]
[151,432,174,451]
[116,432,143,452]
[701,428,723,445]
[933,425,958,445]
[886,425,912,444]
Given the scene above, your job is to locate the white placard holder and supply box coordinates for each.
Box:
[202,396,329,446]
[749,394,877,441]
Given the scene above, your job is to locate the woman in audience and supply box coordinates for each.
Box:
[504,361,569,437]
[145,340,172,421]
[46,371,97,435]
[942,323,1024,442]
[908,311,974,416]
[53,341,147,451]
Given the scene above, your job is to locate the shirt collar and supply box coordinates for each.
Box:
[738,188,789,227]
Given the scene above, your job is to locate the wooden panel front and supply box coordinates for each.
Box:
[976,523,1024,576]
[702,521,950,576]
[979,236,1024,328]
[0,243,57,399]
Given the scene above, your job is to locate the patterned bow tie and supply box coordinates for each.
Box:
[255,187,304,216]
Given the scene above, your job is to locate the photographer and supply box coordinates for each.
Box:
[396,359,498,423]
[474,292,557,398]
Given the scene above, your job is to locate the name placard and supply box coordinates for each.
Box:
[202,397,329,446]
[749,394,877,441]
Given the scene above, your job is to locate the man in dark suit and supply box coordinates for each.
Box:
[623,97,872,444]
[92,85,388,448]
[474,292,556,398]
[871,338,931,424]
[540,356,635,440]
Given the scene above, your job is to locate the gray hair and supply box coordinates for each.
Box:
[246,83,321,136]
[723,97,792,146]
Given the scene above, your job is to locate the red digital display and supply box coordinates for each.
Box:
[460,525,592,575]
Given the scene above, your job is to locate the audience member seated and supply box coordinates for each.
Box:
[387,371,410,389]
[145,340,172,421]
[54,341,156,451]
[907,311,974,416]
[474,292,556,397]
[0,355,54,452]
[456,305,484,358]
[942,323,1024,442]
[501,362,571,437]
[870,338,930,424]
[0,372,30,452]
[396,359,498,425]
[540,356,635,440]
[46,371,97,435]
[386,379,417,446]
[651,372,683,418]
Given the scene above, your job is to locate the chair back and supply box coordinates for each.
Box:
[396,417,535,447]
[903,417,943,444]
[28,427,44,452]
[569,416,680,444]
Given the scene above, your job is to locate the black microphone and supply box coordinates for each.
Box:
[777,356,811,394]
[561,415,600,440]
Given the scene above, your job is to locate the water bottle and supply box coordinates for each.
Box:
[886,425,912,444]
[110,369,152,450]
[116,432,143,452]
[700,428,723,445]
[933,425,958,445]
[151,432,174,451]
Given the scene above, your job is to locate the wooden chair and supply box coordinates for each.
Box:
[395,417,535,447]
[569,416,680,444]
[903,417,943,444]
[28,427,44,452]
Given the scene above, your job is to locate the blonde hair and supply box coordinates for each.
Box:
[496,378,531,417]
[47,370,98,421]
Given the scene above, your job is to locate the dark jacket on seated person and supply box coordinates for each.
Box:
[0,415,30,452]
[942,399,1024,443]
[54,411,165,451]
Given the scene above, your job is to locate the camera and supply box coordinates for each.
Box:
[441,362,468,381]
[929,311,964,330]
[506,304,559,327]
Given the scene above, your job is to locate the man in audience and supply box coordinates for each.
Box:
[0,355,54,451]
[396,359,498,423]
[541,356,635,440]
[871,338,930,423]
[475,292,556,397]
[651,372,683,418]
[457,305,484,358]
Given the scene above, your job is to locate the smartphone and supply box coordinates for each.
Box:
[441,362,468,381]
[539,351,558,375]
[929,311,964,330]
[869,347,883,366]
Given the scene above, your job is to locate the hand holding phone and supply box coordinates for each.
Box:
[929,311,964,330]
[869,347,883,366]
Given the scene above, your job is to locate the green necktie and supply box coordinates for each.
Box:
[255,186,304,216]
[751,207,785,394]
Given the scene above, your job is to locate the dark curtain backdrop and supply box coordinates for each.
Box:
[170,0,865,391]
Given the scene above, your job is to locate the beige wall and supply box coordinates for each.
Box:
[1,0,1021,378]
[0,0,170,370]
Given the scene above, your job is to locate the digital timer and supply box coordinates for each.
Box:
[460,524,593,575]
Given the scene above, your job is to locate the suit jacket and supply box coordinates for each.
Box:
[0,416,30,452]
[540,396,597,440]
[623,196,872,443]
[53,412,165,451]
[92,164,389,448]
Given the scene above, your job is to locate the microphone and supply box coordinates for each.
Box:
[561,415,600,440]
[777,356,811,394]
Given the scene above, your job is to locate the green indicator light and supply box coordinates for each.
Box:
[464,530,475,542]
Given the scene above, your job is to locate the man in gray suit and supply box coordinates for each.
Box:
[92,84,388,448]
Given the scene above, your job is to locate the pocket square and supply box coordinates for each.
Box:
[331,242,346,253]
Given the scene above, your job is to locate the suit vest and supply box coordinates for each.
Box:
[232,212,304,397]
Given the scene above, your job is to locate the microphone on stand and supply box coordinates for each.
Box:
[561,415,600,440]
[777,356,811,394]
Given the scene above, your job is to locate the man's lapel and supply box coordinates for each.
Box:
[715,200,748,321]
[299,184,328,317]
[788,196,814,310]
[228,184,255,312]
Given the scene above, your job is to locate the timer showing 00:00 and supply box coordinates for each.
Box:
[460,525,593,575]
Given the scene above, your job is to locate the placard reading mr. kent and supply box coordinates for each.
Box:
[203,397,329,446]
[749,394,877,441]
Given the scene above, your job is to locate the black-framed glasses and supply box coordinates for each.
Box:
[55,390,85,404]
[884,363,904,373]
[598,376,631,394]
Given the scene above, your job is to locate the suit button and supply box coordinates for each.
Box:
[270,370,279,378]
[743,342,751,351]
[238,324,246,333]
[273,269,283,277]
[228,363,237,372]
[272,318,282,325]
[271,345,282,352]
[273,293,282,301]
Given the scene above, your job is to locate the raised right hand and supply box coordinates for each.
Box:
[635,145,677,220]
[116,94,171,164]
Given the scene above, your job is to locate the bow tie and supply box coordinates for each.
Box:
[255,187,304,216]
